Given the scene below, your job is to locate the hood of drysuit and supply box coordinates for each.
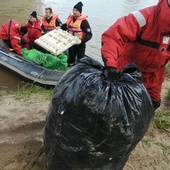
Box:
[158,0,170,33]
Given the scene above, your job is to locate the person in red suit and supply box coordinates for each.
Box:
[101,0,170,110]
[23,11,42,49]
[0,20,27,55]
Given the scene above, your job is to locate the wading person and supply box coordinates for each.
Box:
[61,1,92,65]
[101,0,170,110]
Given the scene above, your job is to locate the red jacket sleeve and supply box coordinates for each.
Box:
[101,13,143,68]
[10,37,22,55]
[10,28,22,55]
[34,28,42,39]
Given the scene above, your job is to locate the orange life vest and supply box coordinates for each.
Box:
[66,14,88,40]
[42,14,58,32]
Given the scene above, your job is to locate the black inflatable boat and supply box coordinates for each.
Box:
[0,43,66,86]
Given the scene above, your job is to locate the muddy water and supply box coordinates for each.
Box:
[0,0,157,89]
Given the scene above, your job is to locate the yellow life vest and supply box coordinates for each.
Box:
[66,14,88,40]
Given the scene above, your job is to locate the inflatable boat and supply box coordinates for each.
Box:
[0,43,66,86]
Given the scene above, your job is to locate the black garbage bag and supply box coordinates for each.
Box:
[44,56,155,170]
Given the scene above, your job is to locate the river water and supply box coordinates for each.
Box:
[0,0,158,89]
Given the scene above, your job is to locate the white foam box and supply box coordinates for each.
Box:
[35,28,79,55]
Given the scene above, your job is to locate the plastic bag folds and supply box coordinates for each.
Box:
[44,56,155,170]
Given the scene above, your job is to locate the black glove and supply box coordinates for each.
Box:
[20,38,27,45]
[106,67,119,81]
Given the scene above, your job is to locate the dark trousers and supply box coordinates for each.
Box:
[68,43,86,64]
[3,39,13,48]
[29,42,48,53]
[152,100,161,110]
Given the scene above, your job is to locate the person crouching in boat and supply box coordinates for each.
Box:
[0,20,27,55]
[23,11,43,50]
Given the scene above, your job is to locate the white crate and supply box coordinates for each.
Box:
[35,28,79,55]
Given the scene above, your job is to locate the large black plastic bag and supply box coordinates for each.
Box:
[44,56,155,170]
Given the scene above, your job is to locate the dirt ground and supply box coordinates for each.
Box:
[0,78,170,170]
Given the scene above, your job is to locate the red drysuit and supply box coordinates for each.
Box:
[24,19,42,44]
[0,20,23,55]
[101,0,170,102]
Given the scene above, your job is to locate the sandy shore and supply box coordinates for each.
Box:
[0,79,169,170]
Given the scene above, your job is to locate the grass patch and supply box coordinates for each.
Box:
[156,142,170,152]
[14,84,53,101]
[0,90,8,98]
[153,110,170,131]
[0,90,15,101]
[142,138,154,148]
[166,89,170,101]
[0,84,54,103]
[166,63,170,77]
[156,142,170,159]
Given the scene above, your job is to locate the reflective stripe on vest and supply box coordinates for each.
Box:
[68,26,83,39]
[67,15,87,40]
